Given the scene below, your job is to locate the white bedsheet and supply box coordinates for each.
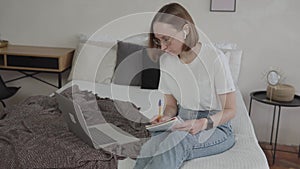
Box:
[57,80,269,169]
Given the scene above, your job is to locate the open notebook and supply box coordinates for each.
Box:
[145,116,183,132]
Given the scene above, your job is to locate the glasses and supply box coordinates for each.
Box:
[153,31,181,47]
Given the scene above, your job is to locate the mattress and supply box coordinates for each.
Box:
[58,80,269,169]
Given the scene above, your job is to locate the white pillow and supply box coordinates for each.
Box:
[213,42,242,84]
[68,40,117,84]
[223,49,243,84]
[68,34,149,84]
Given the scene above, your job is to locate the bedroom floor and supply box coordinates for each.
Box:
[0,70,69,108]
[259,142,300,169]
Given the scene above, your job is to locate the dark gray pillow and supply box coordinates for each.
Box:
[113,41,144,86]
[141,49,160,89]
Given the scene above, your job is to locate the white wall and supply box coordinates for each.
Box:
[0,0,299,145]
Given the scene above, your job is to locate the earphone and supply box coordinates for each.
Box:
[183,30,187,39]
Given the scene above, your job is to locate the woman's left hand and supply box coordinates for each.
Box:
[172,118,207,135]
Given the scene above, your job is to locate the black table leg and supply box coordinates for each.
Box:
[270,106,276,145]
[249,98,253,116]
[58,73,62,88]
[298,144,300,158]
[273,106,281,165]
[3,70,64,89]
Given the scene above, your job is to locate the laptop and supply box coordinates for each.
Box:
[55,92,139,149]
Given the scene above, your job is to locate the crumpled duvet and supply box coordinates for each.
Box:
[0,85,150,169]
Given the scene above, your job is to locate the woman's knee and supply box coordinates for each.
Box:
[157,131,193,154]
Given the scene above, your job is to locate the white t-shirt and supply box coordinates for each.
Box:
[158,43,235,111]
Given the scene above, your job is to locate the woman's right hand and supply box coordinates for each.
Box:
[150,115,173,124]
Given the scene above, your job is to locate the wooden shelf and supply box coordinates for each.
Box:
[0,45,75,88]
[0,45,74,72]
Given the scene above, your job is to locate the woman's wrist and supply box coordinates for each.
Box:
[163,106,177,118]
[200,118,208,130]
[163,112,175,118]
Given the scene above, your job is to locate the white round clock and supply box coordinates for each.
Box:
[267,70,280,86]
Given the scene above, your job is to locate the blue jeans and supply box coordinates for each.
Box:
[133,107,235,169]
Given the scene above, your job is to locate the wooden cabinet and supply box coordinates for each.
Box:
[0,45,75,88]
[0,45,74,72]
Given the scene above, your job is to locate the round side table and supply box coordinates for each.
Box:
[248,91,300,164]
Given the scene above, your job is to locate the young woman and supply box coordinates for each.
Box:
[134,3,236,169]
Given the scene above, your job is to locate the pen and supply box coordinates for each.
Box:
[158,99,162,121]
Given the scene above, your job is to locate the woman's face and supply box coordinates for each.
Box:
[153,22,184,56]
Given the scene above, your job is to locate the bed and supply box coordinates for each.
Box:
[64,34,269,168]
[57,80,269,169]
[0,34,269,168]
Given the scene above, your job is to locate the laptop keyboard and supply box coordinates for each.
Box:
[89,127,117,145]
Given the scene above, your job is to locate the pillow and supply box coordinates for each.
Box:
[223,49,243,84]
[112,41,145,86]
[68,39,117,84]
[141,49,160,89]
[112,40,161,89]
[213,42,242,84]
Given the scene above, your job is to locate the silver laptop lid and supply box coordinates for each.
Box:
[56,92,139,149]
[55,92,95,147]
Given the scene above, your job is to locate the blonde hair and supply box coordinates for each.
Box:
[149,3,199,51]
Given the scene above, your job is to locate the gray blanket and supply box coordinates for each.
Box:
[0,86,150,169]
